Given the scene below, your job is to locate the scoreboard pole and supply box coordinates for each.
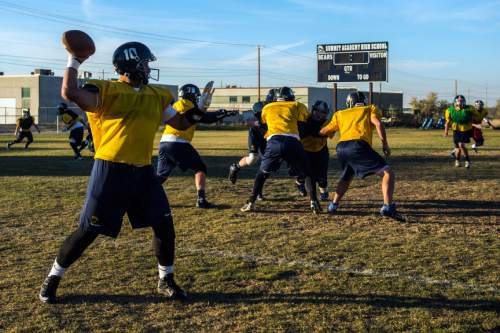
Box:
[333,83,337,113]
[369,82,373,105]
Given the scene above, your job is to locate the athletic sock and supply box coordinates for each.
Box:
[197,189,205,199]
[48,259,66,277]
[158,264,174,279]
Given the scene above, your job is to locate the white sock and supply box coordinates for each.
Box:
[158,264,174,279]
[48,259,66,277]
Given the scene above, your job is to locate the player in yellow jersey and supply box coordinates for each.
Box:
[39,41,209,303]
[6,109,40,150]
[320,92,404,221]
[240,87,321,214]
[157,83,236,208]
[293,100,331,201]
[57,102,89,160]
[444,95,480,168]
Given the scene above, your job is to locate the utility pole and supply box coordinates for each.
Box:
[257,45,261,102]
[454,80,458,96]
[486,84,488,107]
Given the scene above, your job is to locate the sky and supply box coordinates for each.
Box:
[0,0,499,107]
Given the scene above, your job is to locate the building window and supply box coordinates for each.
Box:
[229,96,238,103]
[242,96,251,103]
[21,87,30,98]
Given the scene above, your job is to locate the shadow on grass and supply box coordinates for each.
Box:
[1,154,499,180]
[57,292,500,312]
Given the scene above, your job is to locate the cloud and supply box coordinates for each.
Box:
[81,0,92,21]
[404,1,500,23]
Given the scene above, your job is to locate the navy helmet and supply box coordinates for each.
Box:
[179,84,201,104]
[454,95,466,109]
[112,41,158,84]
[265,88,277,104]
[252,101,264,114]
[275,86,295,101]
[346,91,366,108]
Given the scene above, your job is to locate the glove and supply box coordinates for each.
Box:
[197,81,215,111]
[184,107,206,124]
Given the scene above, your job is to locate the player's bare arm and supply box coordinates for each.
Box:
[371,114,390,156]
[62,67,99,112]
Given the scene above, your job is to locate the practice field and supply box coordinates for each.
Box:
[0,128,499,332]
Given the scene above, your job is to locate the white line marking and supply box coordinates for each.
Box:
[181,248,499,294]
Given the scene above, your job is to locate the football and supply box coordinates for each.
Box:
[61,30,96,59]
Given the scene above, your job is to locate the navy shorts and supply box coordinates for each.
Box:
[248,127,266,155]
[260,135,311,176]
[16,131,33,142]
[453,130,472,146]
[157,142,207,178]
[69,127,84,145]
[79,159,172,238]
[336,140,387,181]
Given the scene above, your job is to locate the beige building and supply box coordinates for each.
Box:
[0,70,177,125]
[210,86,403,114]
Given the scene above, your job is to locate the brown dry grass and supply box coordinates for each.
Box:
[0,129,499,332]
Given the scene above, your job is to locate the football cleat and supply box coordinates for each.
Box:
[6,143,11,150]
[380,204,406,222]
[310,200,322,214]
[465,161,470,168]
[196,197,211,209]
[256,193,265,201]
[472,144,478,153]
[158,273,187,300]
[319,192,329,201]
[296,182,307,197]
[240,201,255,212]
[228,163,240,184]
[39,275,61,304]
[327,202,339,214]
[450,150,456,159]
[454,160,461,167]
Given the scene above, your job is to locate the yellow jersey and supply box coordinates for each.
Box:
[261,101,309,138]
[444,106,480,132]
[85,79,174,165]
[322,105,381,146]
[161,99,197,142]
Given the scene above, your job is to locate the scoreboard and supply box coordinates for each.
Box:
[317,42,388,82]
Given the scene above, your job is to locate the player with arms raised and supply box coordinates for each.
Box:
[39,31,209,303]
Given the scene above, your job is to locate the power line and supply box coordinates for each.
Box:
[0,0,257,47]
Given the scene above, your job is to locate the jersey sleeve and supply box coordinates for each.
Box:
[370,105,382,119]
[445,109,451,122]
[322,113,339,135]
[297,103,310,122]
[84,79,108,114]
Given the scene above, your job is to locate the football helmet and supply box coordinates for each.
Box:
[275,87,295,101]
[346,91,366,108]
[265,88,276,104]
[179,84,201,104]
[474,100,484,110]
[454,95,466,109]
[311,100,329,121]
[112,42,159,84]
[57,102,68,115]
[252,101,264,114]
[22,109,30,117]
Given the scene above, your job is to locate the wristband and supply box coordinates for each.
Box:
[67,54,81,70]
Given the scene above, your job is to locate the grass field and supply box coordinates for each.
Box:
[0,128,499,332]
